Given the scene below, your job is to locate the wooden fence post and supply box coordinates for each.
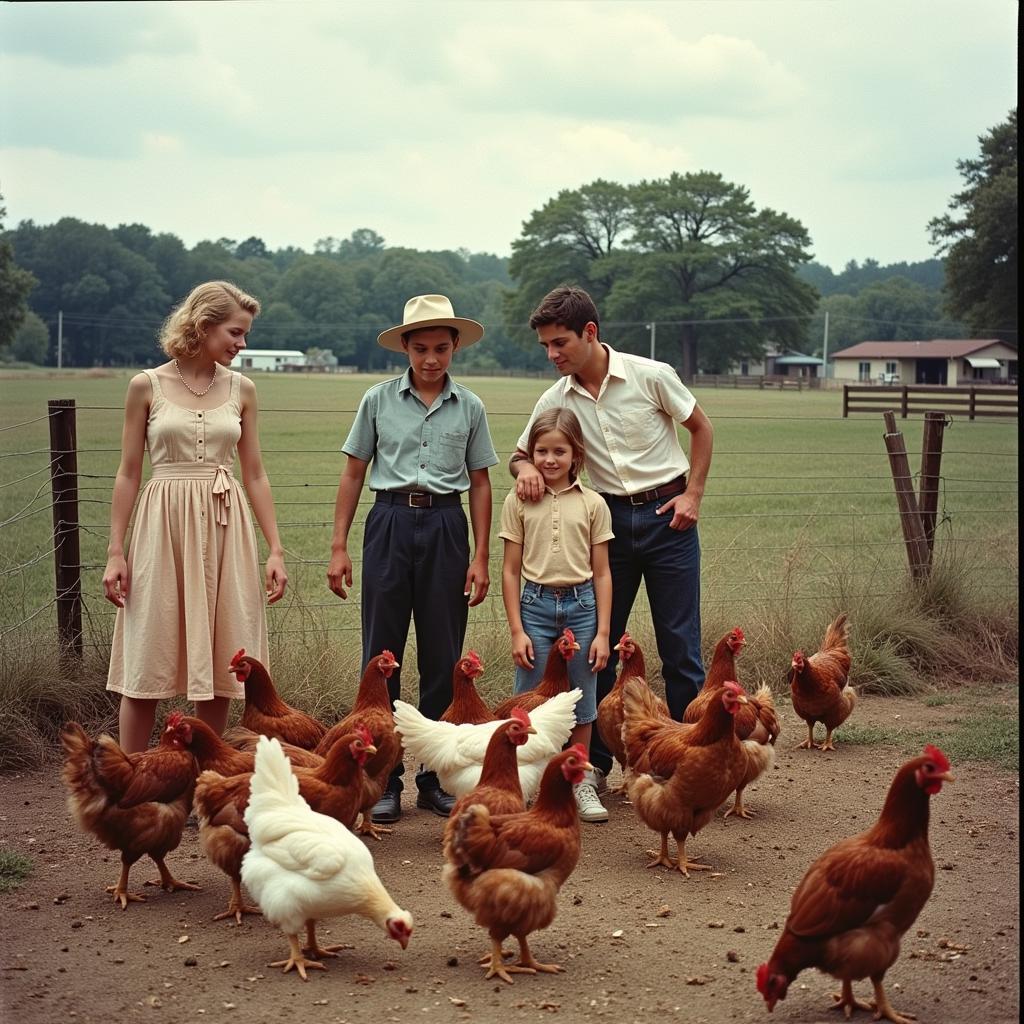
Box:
[48,399,83,665]
[968,386,976,421]
[918,411,947,567]
[842,384,849,417]
[882,410,930,583]
[900,386,909,418]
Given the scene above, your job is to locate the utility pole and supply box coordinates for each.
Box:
[821,310,829,380]
[57,310,63,369]
[646,321,656,360]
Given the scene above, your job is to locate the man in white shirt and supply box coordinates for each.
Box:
[511,285,714,792]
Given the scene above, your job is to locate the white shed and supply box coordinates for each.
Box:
[231,350,306,372]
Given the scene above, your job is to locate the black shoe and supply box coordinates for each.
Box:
[371,789,402,824]
[416,786,456,817]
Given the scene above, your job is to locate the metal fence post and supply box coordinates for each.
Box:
[48,399,83,665]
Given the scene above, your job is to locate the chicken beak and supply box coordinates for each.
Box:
[365,744,378,757]
[613,642,623,651]
[582,760,595,772]
[737,695,750,705]
[392,659,401,668]
[937,771,955,783]
[572,642,581,651]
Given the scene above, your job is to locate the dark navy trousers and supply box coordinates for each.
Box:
[589,496,704,776]
[361,497,470,793]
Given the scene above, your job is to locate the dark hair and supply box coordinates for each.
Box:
[526,408,586,482]
[402,325,459,346]
[528,284,600,337]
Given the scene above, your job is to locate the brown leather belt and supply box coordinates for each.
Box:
[603,475,687,506]
[375,490,462,508]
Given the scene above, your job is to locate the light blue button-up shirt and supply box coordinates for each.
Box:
[342,370,498,493]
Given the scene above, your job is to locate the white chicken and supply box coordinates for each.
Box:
[240,736,413,981]
[393,689,581,801]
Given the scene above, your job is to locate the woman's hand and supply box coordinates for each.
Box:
[265,553,288,604]
[510,628,534,670]
[102,553,129,607]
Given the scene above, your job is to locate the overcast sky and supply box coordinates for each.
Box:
[1,0,1016,270]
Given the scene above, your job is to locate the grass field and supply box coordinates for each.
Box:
[0,368,1018,728]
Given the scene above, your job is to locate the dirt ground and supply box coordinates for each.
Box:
[1,693,1018,1024]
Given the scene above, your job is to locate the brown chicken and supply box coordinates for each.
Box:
[440,651,495,726]
[230,648,327,749]
[683,626,746,724]
[445,744,590,984]
[60,712,200,909]
[492,628,580,718]
[596,632,667,789]
[443,710,533,854]
[723,684,780,819]
[757,745,954,1024]
[194,726,378,925]
[789,613,855,751]
[622,679,761,875]
[219,725,325,769]
[313,649,403,839]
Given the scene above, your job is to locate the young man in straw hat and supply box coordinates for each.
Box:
[328,295,498,823]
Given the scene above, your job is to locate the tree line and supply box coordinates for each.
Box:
[0,109,1015,375]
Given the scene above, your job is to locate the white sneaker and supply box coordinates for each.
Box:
[573,773,609,823]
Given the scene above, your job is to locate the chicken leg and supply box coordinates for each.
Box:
[212,877,261,924]
[830,979,873,1018]
[820,728,839,752]
[723,787,755,820]
[144,856,201,895]
[511,935,563,975]
[105,860,145,909]
[796,721,818,750]
[646,833,677,870]
[269,933,327,981]
[302,920,347,960]
[483,936,537,984]
[868,977,918,1024]
[672,831,712,877]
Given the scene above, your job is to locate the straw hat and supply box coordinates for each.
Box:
[377,294,485,352]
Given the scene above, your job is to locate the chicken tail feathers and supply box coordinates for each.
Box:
[247,735,304,824]
[450,803,494,878]
[822,612,850,653]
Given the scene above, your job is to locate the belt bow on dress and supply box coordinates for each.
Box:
[150,461,236,526]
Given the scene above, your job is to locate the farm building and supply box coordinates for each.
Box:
[730,348,825,378]
[831,339,1017,386]
[230,349,306,371]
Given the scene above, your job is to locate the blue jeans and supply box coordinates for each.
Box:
[513,579,598,725]
[590,498,703,775]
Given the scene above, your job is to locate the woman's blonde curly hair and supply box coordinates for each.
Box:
[158,280,260,359]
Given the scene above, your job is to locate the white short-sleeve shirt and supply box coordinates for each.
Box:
[516,345,697,496]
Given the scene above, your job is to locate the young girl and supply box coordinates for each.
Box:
[499,408,613,822]
[102,281,287,752]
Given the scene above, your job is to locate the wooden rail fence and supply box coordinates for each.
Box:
[843,384,1018,419]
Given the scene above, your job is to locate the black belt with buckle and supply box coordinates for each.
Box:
[603,475,687,506]
[375,490,462,509]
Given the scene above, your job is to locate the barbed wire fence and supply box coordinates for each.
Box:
[0,396,1018,672]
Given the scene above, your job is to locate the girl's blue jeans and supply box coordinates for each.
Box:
[513,578,598,725]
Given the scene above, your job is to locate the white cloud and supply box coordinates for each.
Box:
[0,0,1017,269]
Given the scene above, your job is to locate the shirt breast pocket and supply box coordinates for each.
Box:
[437,429,469,470]
[620,407,663,450]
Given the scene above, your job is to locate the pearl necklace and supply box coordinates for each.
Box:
[174,359,218,398]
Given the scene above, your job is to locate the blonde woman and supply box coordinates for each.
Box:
[103,281,287,752]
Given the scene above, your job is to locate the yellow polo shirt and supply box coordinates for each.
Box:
[499,481,614,586]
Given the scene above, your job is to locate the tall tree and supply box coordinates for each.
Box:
[0,195,38,350]
[506,174,817,379]
[929,109,1017,337]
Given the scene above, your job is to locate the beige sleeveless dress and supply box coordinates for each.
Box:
[106,369,270,701]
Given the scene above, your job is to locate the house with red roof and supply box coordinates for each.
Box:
[831,339,1017,386]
